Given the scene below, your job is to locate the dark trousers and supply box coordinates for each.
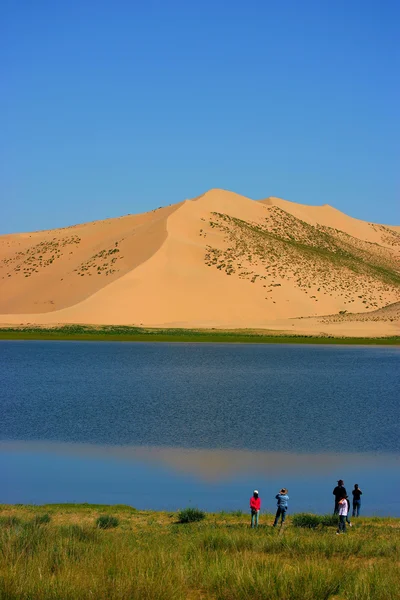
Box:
[352,501,361,517]
[338,515,346,533]
[273,507,287,526]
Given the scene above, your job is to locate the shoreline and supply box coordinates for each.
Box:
[2,503,399,520]
[0,325,399,345]
[1,503,400,519]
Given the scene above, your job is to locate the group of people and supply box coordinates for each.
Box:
[250,488,289,528]
[249,480,363,534]
[333,479,363,534]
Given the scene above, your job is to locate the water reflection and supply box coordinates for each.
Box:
[2,441,399,515]
[2,440,399,480]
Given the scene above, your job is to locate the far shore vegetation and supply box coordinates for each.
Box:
[0,503,399,600]
[0,324,399,345]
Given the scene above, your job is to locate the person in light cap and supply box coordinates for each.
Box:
[250,490,261,528]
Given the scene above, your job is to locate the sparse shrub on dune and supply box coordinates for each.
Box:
[201,210,400,309]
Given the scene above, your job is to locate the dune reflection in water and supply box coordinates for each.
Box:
[2,440,399,515]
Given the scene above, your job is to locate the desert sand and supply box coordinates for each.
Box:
[1,189,399,337]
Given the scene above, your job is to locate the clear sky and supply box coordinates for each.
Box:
[1,0,399,233]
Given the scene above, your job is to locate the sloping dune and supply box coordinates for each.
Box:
[0,203,181,314]
[1,189,399,335]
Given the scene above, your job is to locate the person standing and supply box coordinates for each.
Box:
[352,484,362,517]
[250,490,261,528]
[336,497,348,534]
[273,488,289,527]
[333,479,347,514]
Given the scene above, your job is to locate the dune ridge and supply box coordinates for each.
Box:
[1,189,399,336]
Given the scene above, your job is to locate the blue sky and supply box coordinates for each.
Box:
[1,0,399,233]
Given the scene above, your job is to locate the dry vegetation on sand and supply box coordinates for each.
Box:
[0,504,399,600]
[204,207,400,311]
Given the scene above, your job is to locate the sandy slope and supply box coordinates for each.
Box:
[260,197,397,247]
[0,203,181,314]
[1,189,399,336]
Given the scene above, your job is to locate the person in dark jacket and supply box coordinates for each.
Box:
[333,480,347,514]
[352,484,362,517]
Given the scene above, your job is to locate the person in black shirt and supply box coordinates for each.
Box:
[333,479,347,514]
[352,484,363,517]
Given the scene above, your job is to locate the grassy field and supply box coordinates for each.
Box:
[0,504,399,600]
[0,325,399,345]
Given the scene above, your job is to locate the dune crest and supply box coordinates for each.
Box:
[1,189,399,336]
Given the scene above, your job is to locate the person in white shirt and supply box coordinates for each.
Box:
[336,497,348,534]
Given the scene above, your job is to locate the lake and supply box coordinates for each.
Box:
[1,341,399,515]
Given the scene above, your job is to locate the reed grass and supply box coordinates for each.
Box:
[0,505,398,599]
[0,325,399,345]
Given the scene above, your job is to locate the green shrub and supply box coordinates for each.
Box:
[292,513,338,528]
[292,513,321,528]
[33,513,51,525]
[96,515,119,529]
[177,508,206,524]
[319,514,339,527]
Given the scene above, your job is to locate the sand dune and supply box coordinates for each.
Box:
[259,197,398,248]
[0,203,181,314]
[1,189,399,336]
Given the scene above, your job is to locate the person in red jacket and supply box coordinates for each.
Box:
[250,490,261,528]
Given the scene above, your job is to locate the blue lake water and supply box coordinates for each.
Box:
[1,341,399,515]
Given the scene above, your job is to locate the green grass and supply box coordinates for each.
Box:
[32,513,51,526]
[0,325,398,345]
[0,505,399,600]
